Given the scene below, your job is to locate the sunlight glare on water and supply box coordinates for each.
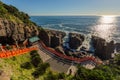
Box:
[92,16,117,41]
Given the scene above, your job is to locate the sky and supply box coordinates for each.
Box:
[1,0,120,16]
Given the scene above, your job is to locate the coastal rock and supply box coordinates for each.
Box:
[115,43,120,52]
[39,29,51,46]
[40,29,66,47]
[51,35,62,48]
[65,49,73,56]
[92,36,115,60]
[46,29,66,48]
[55,46,65,55]
[69,33,85,49]
[0,18,39,44]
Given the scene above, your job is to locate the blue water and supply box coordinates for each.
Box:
[30,16,120,43]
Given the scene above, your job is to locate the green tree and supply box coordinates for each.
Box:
[73,65,114,80]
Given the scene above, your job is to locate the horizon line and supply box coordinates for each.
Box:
[30,14,120,16]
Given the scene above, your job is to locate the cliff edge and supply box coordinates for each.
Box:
[0,1,39,44]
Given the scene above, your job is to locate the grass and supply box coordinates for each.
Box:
[0,53,64,80]
[0,53,35,80]
[0,51,73,80]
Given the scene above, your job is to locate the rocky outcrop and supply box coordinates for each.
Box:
[49,30,66,48]
[51,35,61,48]
[55,46,65,55]
[92,36,115,60]
[39,29,66,48]
[39,29,50,46]
[69,33,85,49]
[0,18,39,44]
[64,49,73,56]
[115,43,120,52]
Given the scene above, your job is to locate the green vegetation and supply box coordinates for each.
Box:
[1,1,120,80]
[0,50,120,80]
[73,65,114,80]
[72,54,120,80]
[0,1,36,25]
[32,63,50,78]
[20,62,32,69]
[0,50,71,80]
[29,50,72,80]
[0,53,35,80]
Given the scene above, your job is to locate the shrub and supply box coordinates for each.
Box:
[73,65,114,80]
[32,70,40,78]
[20,62,32,69]
[31,56,42,67]
[32,63,50,78]
[30,51,39,58]
[44,71,58,80]
[11,57,16,61]
[58,72,66,79]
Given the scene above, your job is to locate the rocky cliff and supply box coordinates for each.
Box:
[0,1,39,45]
[39,29,66,48]
[92,36,115,60]
[0,18,39,44]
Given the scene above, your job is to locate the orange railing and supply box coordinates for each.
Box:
[0,47,38,58]
[40,41,101,64]
[0,41,101,64]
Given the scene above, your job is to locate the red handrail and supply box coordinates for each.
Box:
[40,41,101,64]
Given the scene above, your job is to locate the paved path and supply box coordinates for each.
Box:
[34,42,97,74]
[34,44,77,75]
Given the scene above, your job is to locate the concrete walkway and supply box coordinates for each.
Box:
[34,42,96,74]
[34,44,77,75]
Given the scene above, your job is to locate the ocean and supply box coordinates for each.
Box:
[30,16,120,43]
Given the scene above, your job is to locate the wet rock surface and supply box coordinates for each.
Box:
[92,36,115,60]
[115,43,120,52]
[69,33,85,49]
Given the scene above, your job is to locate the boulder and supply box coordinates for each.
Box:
[92,36,115,60]
[69,33,85,49]
[55,46,65,55]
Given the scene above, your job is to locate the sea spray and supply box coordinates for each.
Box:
[78,33,95,54]
[63,31,70,49]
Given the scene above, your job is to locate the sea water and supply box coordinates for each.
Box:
[31,16,120,51]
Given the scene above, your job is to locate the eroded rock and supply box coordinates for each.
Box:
[69,33,85,49]
[0,18,39,44]
[92,36,115,60]
[39,29,66,48]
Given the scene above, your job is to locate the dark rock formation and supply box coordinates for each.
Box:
[69,33,85,49]
[92,36,115,60]
[39,29,66,48]
[51,35,61,48]
[115,43,120,52]
[64,49,73,56]
[39,29,50,46]
[49,30,65,48]
[0,18,39,44]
